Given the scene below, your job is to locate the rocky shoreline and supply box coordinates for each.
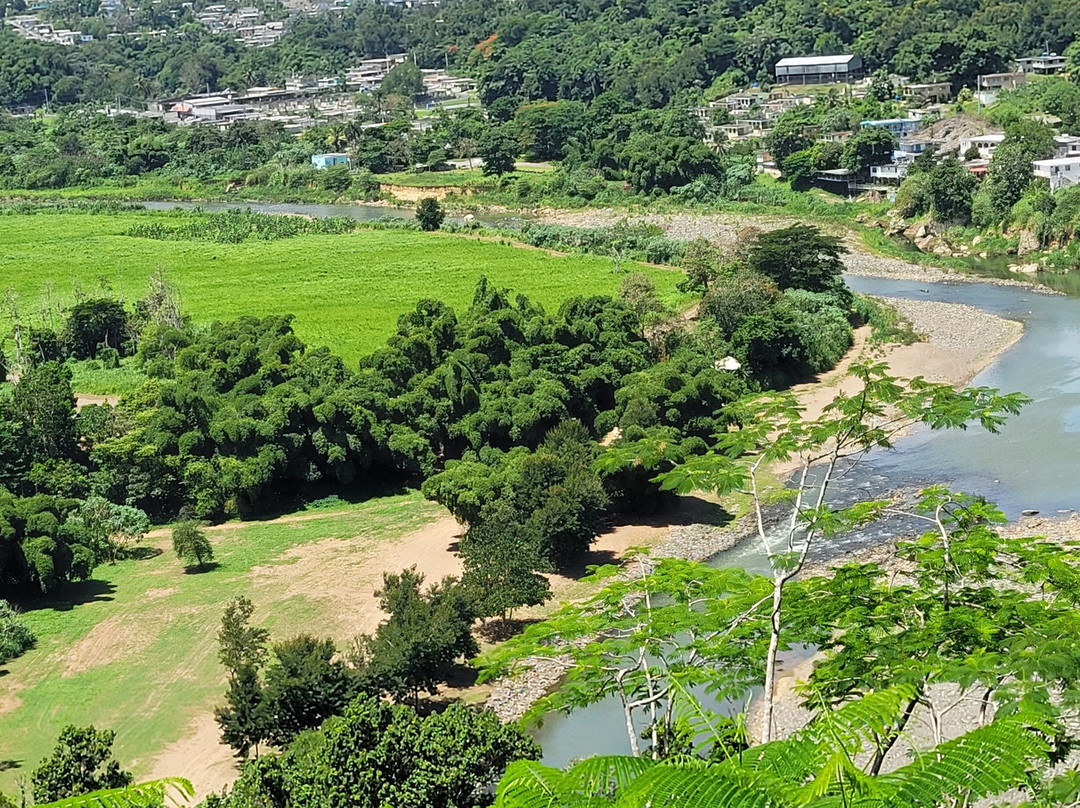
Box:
[484,521,750,722]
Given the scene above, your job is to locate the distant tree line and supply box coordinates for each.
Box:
[2,0,1078,110]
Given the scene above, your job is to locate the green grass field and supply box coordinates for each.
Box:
[0,493,446,795]
[0,212,682,366]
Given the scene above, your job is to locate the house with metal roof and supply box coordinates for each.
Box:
[774,54,864,85]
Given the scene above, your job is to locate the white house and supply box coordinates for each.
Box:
[1034,157,1080,191]
[959,133,1005,159]
[1016,53,1066,75]
[1054,135,1080,159]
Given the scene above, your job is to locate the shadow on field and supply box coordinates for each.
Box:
[128,546,163,561]
[553,495,736,582]
[0,759,19,772]
[238,481,416,523]
[605,494,735,530]
[17,579,116,613]
[182,561,222,575]
[475,617,542,644]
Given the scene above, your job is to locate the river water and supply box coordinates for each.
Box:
[536,272,1080,765]
[140,199,523,226]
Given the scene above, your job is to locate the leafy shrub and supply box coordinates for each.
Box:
[0,600,34,664]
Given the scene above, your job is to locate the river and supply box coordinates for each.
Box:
[535,272,1080,766]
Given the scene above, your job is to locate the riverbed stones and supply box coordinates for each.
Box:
[484,519,746,723]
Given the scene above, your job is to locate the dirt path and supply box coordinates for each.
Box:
[144,513,465,797]
[74,393,120,410]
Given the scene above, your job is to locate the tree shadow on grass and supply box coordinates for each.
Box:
[127,546,163,561]
[15,579,116,613]
[474,617,542,644]
[240,480,416,523]
[182,561,222,575]
[0,759,20,772]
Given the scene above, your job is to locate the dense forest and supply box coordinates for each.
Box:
[2,0,1079,108]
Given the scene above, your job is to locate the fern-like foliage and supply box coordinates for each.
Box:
[495,705,1050,808]
[34,778,195,808]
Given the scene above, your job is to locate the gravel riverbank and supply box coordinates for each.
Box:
[484,521,748,722]
[539,209,1059,293]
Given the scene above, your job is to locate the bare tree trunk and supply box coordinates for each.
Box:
[761,575,785,743]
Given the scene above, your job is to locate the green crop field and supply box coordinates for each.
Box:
[0,212,682,366]
[0,493,446,796]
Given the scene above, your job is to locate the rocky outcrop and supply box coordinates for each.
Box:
[1017,229,1040,257]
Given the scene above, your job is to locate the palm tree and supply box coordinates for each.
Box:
[325,124,347,151]
[35,778,194,808]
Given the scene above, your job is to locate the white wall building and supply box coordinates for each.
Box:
[959,133,1005,159]
[1034,157,1080,191]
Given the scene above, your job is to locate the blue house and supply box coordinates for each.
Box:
[311,153,350,170]
[860,118,922,137]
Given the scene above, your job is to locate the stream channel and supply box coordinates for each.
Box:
[142,201,1080,762]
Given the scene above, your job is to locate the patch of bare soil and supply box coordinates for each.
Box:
[249,514,464,639]
[0,681,25,719]
[75,393,119,410]
[63,614,160,677]
[145,713,237,801]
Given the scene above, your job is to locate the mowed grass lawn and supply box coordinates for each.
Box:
[0,213,682,365]
[0,493,446,795]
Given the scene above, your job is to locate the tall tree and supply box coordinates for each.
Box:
[215,597,270,757]
[11,361,76,461]
[460,506,552,621]
[261,635,358,746]
[354,567,477,702]
[171,520,213,570]
[744,225,849,298]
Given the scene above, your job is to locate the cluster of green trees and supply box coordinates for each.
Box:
[3,226,852,519]
[5,0,1078,111]
[204,590,531,807]
[9,357,1055,808]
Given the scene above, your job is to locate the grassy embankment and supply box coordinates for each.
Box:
[0,211,684,373]
[0,494,446,794]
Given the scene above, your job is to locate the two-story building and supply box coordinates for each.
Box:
[1016,53,1067,75]
[901,82,952,105]
[774,54,864,85]
[959,133,1005,160]
[1034,157,1080,190]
